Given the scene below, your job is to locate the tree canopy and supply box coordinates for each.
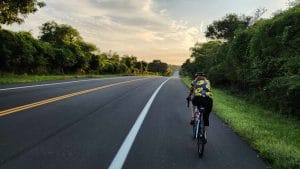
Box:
[148,60,171,76]
[205,14,251,41]
[39,21,82,44]
[0,0,45,25]
[0,1,172,76]
[0,20,171,76]
[182,5,300,118]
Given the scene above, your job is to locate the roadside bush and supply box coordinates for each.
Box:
[181,5,300,117]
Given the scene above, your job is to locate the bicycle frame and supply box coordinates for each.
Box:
[194,107,204,139]
[187,98,206,157]
[191,105,206,158]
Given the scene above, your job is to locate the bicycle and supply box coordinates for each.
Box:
[187,98,206,158]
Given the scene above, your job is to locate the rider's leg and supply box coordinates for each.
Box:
[203,97,213,140]
[204,126,208,138]
[203,114,209,139]
[191,105,195,117]
[190,97,197,124]
[190,105,196,125]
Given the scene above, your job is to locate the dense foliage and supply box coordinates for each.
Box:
[205,14,251,41]
[181,5,300,117]
[0,21,171,76]
[148,60,171,76]
[0,0,45,25]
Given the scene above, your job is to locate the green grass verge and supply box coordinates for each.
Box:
[0,74,126,84]
[181,76,300,169]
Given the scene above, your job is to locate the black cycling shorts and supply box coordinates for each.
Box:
[192,96,213,126]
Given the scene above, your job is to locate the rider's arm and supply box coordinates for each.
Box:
[207,80,212,91]
[188,81,194,98]
[189,87,194,97]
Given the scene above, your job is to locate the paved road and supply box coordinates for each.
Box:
[0,74,268,169]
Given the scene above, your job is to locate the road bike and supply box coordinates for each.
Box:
[187,99,206,158]
[194,106,206,157]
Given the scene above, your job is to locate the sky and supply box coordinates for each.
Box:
[4,0,290,65]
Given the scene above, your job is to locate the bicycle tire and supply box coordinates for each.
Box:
[197,139,205,158]
[197,125,205,157]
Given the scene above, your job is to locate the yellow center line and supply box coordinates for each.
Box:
[0,78,147,117]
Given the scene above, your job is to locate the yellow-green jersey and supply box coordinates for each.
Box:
[190,79,212,98]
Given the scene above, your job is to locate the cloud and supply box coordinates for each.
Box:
[65,0,203,63]
[2,0,207,65]
[3,0,288,65]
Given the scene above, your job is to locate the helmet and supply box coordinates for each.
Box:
[194,72,206,77]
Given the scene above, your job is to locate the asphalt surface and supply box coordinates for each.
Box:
[0,73,268,169]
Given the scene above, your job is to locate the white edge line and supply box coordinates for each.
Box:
[0,77,129,91]
[108,77,171,169]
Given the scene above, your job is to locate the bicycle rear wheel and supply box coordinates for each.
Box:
[197,137,205,158]
[197,126,205,158]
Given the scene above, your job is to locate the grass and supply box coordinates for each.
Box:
[0,73,162,85]
[0,74,125,84]
[181,76,300,169]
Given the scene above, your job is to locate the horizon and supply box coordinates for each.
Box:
[3,0,289,65]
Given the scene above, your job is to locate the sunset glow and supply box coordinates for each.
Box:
[4,0,288,65]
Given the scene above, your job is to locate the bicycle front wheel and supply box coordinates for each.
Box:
[196,122,205,158]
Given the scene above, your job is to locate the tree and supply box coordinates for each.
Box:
[181,59,196,77]
[89,54,100,71]
[77,41,97,53]
[248,8,267,26]
[39,21,81,44]
[39,21,58,43]
[205,14,251,41]
[183,5,300,118]
[0,0,45,25]
[121,55,137,68]
[190,41,221,72]
[134,61,147,73]
[288,0,300,7]
[148,60,170,75]
[140,61,148,72]
[121,55,139,73]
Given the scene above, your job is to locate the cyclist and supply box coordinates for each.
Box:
[187,72,213,141]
